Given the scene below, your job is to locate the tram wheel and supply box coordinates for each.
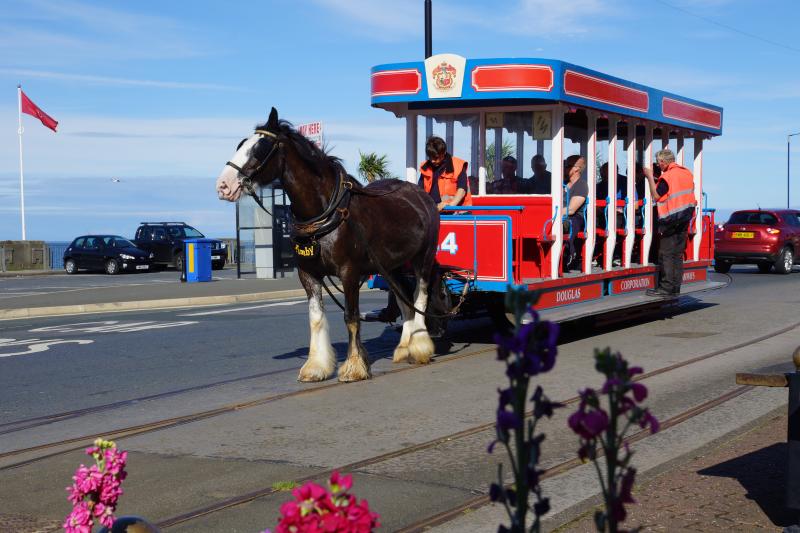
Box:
[713,260,731,274]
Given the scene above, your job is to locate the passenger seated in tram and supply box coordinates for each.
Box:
[563,155,587,272]
[488,156,523,194]
[597,163,627,230]
[526,154,552,194]
[418,136,472,212]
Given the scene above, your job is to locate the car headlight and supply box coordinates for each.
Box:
[120,254,135,260]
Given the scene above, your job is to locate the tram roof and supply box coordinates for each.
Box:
[371,55,723,136]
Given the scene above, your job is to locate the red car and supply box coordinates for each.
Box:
[714,209,800,274]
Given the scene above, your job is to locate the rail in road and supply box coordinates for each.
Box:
[3,318,797,529]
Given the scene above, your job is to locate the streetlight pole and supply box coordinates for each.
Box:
[789,132,800,209]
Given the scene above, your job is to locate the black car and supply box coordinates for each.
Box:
[63,235,153,275]
[133,222,227,271]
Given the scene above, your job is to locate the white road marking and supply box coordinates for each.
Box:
[179,300,304,316]
[0,337,94,358]
[30,320,198,334]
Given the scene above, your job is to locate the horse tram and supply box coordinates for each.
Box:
[370,53,724,327]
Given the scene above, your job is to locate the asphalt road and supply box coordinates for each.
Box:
[1,265,799,531]
[0,264,793,427]
[0,267,239,301]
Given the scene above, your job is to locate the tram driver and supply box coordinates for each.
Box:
[419,136,472,211]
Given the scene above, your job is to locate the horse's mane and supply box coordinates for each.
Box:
[257,119,360,187]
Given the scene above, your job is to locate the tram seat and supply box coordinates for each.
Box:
[595,198,610,237]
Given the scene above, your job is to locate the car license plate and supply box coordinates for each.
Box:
[136,265,149,270]
[212,255,221,260]
[732,232,754,239]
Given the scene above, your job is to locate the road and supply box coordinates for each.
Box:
[0,265,798,531]
[0,268,239,301]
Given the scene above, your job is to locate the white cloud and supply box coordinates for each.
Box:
[0,69,244,92]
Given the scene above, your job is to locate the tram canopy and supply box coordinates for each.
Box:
[371,54,723,136]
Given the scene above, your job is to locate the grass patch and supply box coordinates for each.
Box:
[272,480,301,492]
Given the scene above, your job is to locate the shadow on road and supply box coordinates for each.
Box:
[698,442,797,528]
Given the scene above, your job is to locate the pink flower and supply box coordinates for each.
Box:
[329,471,353,494]
[63,501,92,533]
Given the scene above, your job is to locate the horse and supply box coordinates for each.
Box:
[216,108,442,382]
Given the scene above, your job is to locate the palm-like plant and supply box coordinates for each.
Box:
[358,152,393,183]
[485,140,515,182]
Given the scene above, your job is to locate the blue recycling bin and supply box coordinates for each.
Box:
[184,238,213,282]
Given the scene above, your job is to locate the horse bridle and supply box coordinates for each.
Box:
[225,129,283,214]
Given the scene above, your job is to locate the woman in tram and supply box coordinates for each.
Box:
[563,154,588,271]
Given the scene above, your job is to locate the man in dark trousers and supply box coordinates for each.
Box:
[642,148,697,296]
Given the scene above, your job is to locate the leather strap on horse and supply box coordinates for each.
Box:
[345,216,471,320]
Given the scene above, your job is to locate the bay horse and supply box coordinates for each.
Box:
[216,108,441,382]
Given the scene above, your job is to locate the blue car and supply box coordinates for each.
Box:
[63,235,154,275]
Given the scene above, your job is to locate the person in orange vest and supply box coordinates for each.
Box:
[643,148,697,296]
[419,136,472,211]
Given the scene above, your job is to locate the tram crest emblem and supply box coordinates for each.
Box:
[432,61,457,91]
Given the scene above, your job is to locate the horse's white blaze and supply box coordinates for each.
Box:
[298,293,336,381]
[216,134,261,202]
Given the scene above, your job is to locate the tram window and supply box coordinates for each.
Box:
[484,111,552,195]
[417,113,479,191]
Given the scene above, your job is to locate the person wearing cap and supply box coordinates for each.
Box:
[489,155,523,194]
[642,148,697,296]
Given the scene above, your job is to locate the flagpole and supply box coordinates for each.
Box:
[17,85,26,241]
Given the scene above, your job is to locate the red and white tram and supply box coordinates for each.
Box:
[370,54,723,322]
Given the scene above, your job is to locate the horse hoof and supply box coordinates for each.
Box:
[408,331,434,364]
[392,345,410,363]
[298,360,334,382]
[337,359,371,382]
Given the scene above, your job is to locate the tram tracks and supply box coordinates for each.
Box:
[150,321,800,529]
[0,344,497,467]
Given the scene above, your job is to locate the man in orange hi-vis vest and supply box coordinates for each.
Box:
[643,148,697,297]
[419,136,472,211]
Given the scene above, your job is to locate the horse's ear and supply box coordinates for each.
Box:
[267,107,279,129]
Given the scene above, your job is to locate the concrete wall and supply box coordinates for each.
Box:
[0,240,47,271]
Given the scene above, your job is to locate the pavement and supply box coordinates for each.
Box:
[1,266,799,532]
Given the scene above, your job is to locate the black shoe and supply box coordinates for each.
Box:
[360,308,400,323]
[645,288,672,297]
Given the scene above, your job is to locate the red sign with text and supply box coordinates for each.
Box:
[610,275,655,294]
[436,219,509,282]
[682,269,707,283]
[535,283,603,310]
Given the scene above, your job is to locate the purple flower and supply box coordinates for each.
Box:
[620,467,637,504]
[568,408,609,440]
[639,409,660,433]
[628,366,644,376]
[497,409,522,431]
[631,382,648,403]
[601,378,623,394]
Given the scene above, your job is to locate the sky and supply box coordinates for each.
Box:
[1,0,799,241]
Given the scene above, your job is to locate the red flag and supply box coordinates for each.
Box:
[20,89,58,132]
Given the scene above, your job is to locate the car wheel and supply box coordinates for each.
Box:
[175,254,184,273]
[64,259,77,275]
[105,259,120,275]
[713,260,731,274]
[775,247,794,275]
[757,261,772,274]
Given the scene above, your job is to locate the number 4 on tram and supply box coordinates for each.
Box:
[370,53,724,325]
